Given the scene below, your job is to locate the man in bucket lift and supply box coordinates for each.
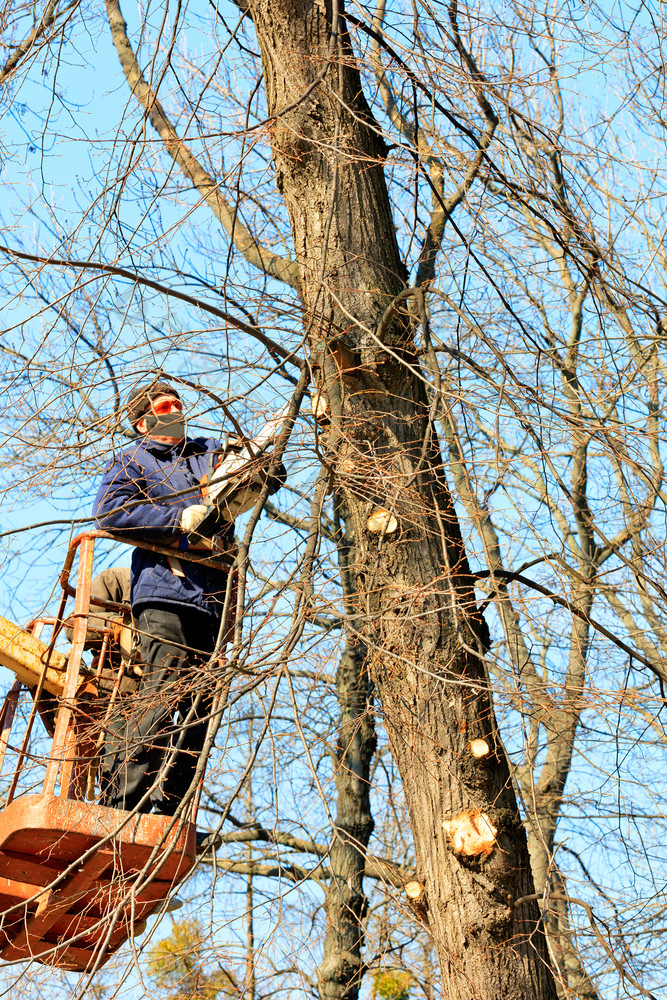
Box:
[92,379,284,849]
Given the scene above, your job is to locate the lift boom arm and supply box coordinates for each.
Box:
[0,616,67,697]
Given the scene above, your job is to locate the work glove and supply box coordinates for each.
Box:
[180,504,209,533]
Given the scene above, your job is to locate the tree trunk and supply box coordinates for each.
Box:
[526,598,600,1000]
[318,496,376,1000]
[318,638,376,1000]
[243,0,559,996]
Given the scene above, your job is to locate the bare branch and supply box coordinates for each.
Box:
[105,0,301,289]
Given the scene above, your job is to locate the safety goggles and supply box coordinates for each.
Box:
[150,396,184,415]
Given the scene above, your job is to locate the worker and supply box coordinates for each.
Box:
[92,379,259,843]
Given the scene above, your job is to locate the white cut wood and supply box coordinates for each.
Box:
[404,880,423,899]
[367,508,398,534]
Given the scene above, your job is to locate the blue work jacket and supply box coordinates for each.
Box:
[92,436,233,618]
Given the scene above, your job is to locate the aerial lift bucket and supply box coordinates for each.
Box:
[0,531,235,972]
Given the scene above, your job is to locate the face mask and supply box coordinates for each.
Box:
[144,413,185,439]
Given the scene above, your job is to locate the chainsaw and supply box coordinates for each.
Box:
[189,404,290,541]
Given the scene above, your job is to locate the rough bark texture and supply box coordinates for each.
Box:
[317,639,376,1000]
[318,499,376,1000]
[244,0,559,996]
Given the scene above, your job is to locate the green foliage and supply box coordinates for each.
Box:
[147,918,238,1000]
[371,969,413,1000]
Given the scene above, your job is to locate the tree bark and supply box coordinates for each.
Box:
[243,0,559,996]
[317,494,376,1000]
[317,638,376,1000]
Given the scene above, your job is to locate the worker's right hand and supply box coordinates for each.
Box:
[180,504,209,533]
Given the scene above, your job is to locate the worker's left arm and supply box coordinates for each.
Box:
[92,453,195,537]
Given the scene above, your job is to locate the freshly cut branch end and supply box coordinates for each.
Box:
[367,508,399,534]
[443,810,498,858]
[403,880,424,899]
[311,392,330,422]
[469,738,491,758]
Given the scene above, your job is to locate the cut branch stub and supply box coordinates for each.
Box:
[442,810,498,858]
[366,507,399,534]
[404,880,424,899]
[311,391,330,423]
[469,738,491,758]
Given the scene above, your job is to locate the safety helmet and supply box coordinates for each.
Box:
[125,380,182,427]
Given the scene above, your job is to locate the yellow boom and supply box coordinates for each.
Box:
[0,617,67,696]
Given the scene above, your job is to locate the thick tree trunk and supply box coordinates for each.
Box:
[243,1,559,996]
